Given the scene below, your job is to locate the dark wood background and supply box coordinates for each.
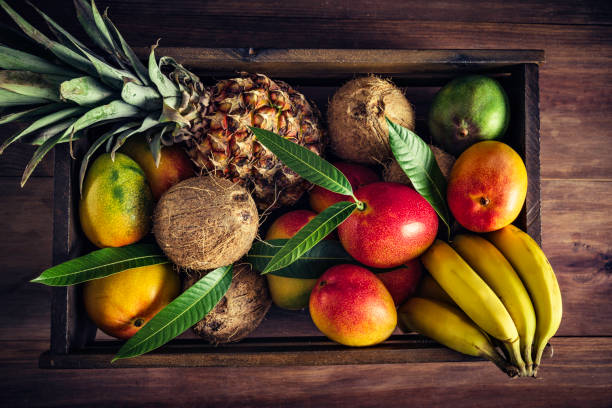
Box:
[1,1,611,406]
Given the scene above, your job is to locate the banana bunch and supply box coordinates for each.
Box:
[401,225,562,377]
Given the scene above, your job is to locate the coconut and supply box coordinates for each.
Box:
[183,263,271,344]
[327,76,415,164]
[153,176,258,271]
[383,145,456,185]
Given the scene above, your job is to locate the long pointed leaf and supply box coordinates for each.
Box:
[0,88,49,107]
[149,125,172,167]
[31,243,168,286]
[0,103,64,125]
[148,45,179,100]
[0,106,87,154]
[104,14,149,85]
[21,118,74,145]
[60,76,114,105]
[387,118,451,239]
[0,0,97,75]
[79,122,138,195]
[27,2,137,89]
[0,70,64,101]
[90,0,119,55]
[112,265,233,362]
[262,201,357,273]
[248,126,354,197]
[28,1,105,62]
[74,0,125,71]
[58,99,143,143]
[0,45,79,76]
[110,113,159,158]
[248,239,353,279]
[21,125,71,186]
[74,0,111,54]
[20,100,142,185]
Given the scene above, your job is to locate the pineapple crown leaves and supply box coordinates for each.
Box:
[0,0,199,186]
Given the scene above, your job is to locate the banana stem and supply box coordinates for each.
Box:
[533,343,545,377]
[481,350,519,378]
[532,340,555,377]
[522,341,534,377]
[503,339,527,377]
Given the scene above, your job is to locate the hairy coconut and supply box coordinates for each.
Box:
[384,145,456,185]
[183,263,271,344]
[328,76,415,164]
[153,176,258,270]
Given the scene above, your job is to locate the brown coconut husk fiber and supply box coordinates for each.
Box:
[328,76,415,164]
[183,263,271,344]
[153,176,258,271]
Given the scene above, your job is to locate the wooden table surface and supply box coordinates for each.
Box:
[1,1,611,407]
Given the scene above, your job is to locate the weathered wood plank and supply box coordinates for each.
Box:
[0,178,53,292]
[541,179,612,336]
[7,0,610,27]
[0,285,50,342]
[0,127,54,178]
[1,337,611,407]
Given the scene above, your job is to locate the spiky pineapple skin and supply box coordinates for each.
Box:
[180,73,325,210]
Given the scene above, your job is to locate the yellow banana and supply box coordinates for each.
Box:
[487,225,562,377]
[398,297,519,377]
[452,234,536,376]
[421,240,525,374]
[416,273,456,305]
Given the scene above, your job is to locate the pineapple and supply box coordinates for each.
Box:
[0,1,324,209]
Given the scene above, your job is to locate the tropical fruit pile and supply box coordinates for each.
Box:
[0,1,561,376]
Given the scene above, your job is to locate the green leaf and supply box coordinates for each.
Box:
[89,0,120,56]
[79,122,139,195]
[0,45,80,76]
[20,100,142,185]
[387,118,452,239]
[0,0,98,76]
[103,14,150,85]
[248,239,353,279]
[121,82,161,110]
[0,106,87,154]
[58,99,143,143]
[262,201,357,273]
[112,265,233,362]
[21,126,72,186]
[149,125,172,167]
[159,102,189,126]
[74,0,111,55]
[148,44,179,101]
[31,243,168,286]
[28,1,137,89]
[110,113,159,158]
[0,88,48,107]
[0,70,65,101]
[29,1,105,62]
[21,118,74,145]
[60,76,114,105]
[0,103,65,125]
[248,126,354,197]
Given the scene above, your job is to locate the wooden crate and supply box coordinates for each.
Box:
[39,49,544,369]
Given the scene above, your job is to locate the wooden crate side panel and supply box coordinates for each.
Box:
[523,64,542,246]
[46,49,543,366]
[50,143,97,354]
[146,48,544,78]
